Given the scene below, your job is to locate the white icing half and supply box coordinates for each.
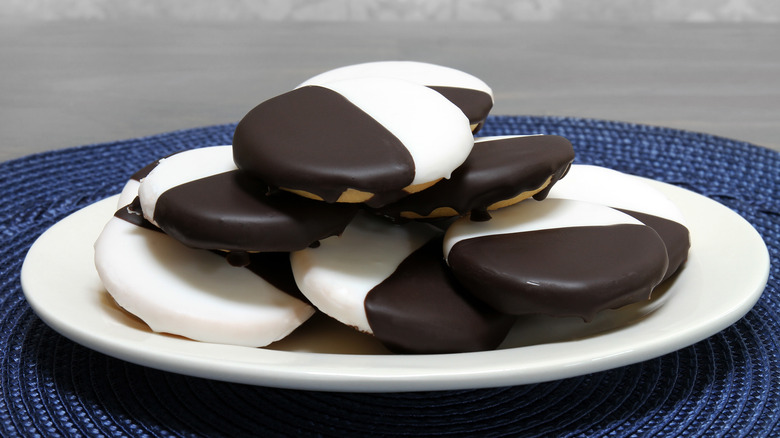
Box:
[443,198,643,259]
[290,212,441,334]
[318,78,474,185]
[548,164,686,224]
[297,61,494,100]
[94,216,314,347]
[138,145,236,225]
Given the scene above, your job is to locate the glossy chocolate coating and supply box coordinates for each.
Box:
[365,237,515,354]
[232,85,415,203]
[619,209,690,281]
[374,135,574,221]
[447,224,669,321]
[152,170,359,252]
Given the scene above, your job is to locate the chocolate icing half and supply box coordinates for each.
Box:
[365,237,515,354]
[232,85,415,203]
[374,135,575,221]
[427,86,493,132]
[153,170,359,252]
[618,209,690,281]
[447,224,669,321]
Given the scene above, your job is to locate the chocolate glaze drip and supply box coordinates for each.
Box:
[225,251,251,267]
[618,209,690,281]
[233,85,415,204]
[469,208,492,222]
[374,135,575,221]
[153,170,359,252]
[113,199,308,302]
[530,161,572,201]
[447,224,669,321]
[427,86,493,132]
[365,237,515,354]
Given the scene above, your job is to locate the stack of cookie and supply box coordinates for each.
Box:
[94,61,689,354]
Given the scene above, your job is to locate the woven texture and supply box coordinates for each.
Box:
[1,116,778,437]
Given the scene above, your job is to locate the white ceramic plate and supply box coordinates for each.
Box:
[21,178,770,392]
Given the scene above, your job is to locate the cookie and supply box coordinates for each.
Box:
[233,77,475,207]
[94,204,315,347]
[137,146,358,258]
[290,213,515,354]
[444,199,669,321]
[373,135,575,222]
[297,61,494,132]
[547,164,690,281]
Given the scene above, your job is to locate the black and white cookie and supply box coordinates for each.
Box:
[373,135,575,221]
[297,61,494,132]
[233,77,475,207]
[136,146,359,258]
[94,204,315,347]
[290,213,515,354]
[547,164,690,281]
[443,199,670,321]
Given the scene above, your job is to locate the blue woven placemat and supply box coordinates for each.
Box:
[1,116,778,437]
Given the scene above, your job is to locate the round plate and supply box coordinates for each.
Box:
[21,178,770,392]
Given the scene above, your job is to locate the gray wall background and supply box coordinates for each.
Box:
[2,1,778,159]
[3,0,779,23]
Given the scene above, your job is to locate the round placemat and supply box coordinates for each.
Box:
[1,116,778,437]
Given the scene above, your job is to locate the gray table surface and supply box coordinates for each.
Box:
[2,20,779,162]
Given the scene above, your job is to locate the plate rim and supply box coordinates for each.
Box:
[20,177,771,392]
